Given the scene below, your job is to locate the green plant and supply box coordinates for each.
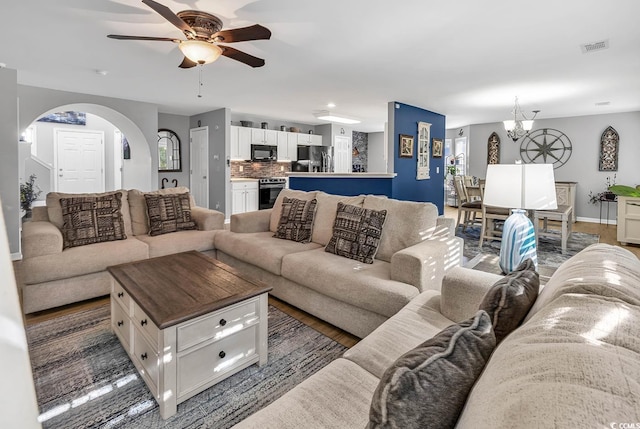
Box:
[20,174,42,211]
[588,174,617,204]
[609,184,640,198]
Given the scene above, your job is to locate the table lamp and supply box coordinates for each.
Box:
[483,163,557,273]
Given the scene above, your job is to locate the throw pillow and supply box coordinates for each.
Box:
[144,192,196,236]
[368,310,496,429]
[478,258,539,343]
[60,193,127,249]
[325,202,387,264]
[273,197,318,243]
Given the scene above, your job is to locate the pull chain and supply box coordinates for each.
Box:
[197,65,203,98]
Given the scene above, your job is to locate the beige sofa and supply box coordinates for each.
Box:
[236,243,640,428]
[19,187,224,314]
[214,189,464,338]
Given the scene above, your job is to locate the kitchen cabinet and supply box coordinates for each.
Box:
[297,133,323,146]
[230,126,251,161]
[251,129,277,146]
[231,181,259,215]
[617,196,640,245]
[333,135,352,174]
[276,131,298,161]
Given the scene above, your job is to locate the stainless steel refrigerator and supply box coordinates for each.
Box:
[292,145,332,172]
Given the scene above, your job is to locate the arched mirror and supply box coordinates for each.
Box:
[158,129,181,172]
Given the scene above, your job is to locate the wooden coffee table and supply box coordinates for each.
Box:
[107,251,272,419]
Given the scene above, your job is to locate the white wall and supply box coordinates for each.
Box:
[0,68,19,256]
[455,111,640,221]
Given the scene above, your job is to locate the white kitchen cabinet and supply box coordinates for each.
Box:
[297,133,322,146]
[333,135,352,173]
[230,126,251,161]
[231,181,259,215]
[617,196,640,245]
[251,129,277,146]
[277,131,298,161]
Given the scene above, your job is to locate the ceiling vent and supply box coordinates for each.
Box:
[581,39,609,54]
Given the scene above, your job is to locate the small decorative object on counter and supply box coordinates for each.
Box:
[261,122,268,129]
[240,121,253,127]
[290,127,300,133]
[280,125,286,131]
[308,130,314,134]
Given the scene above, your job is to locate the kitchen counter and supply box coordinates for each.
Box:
[230,178,260,182]
[287,172,396,197]
[286,172,396,178]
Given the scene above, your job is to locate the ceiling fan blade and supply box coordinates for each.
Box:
[107,34,178,42]
[220,46,265,68]
[178,56,198,69]
[212,24,271,43]
[142,0,194,36]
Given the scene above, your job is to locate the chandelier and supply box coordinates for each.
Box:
[503,97,540,142]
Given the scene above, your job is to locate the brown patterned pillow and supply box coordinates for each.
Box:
[325,202,387,264]
[274,197,318,243]
[60,193,126,249]
[145,192,196,236]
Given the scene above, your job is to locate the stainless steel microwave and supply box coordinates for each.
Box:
[251,144,277,161]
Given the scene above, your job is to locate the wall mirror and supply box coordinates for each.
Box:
[158,128,181,172]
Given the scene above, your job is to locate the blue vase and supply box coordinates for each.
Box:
[499,209,537,273]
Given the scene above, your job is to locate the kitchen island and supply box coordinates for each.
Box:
[287,172,396,197]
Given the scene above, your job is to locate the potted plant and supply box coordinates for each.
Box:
[609,184,640,198]
[20,174,42,219]
[588,175,618,204]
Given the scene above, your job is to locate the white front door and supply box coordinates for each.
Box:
[55,129,105,193]
[190,127,209,208]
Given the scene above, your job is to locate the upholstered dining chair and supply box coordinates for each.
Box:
[453,176,482,232]
[479,182,511,248]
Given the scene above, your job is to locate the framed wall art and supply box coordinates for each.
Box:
[399,134,414,158]
[416,122,431,180]
[487,132,500,164]
[432,138,443,158]
[599,126,619,171]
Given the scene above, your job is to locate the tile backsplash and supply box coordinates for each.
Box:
[231,161,291,178]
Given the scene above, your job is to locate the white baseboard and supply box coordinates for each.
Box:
[576,216,617,225]
[11,252,22,261]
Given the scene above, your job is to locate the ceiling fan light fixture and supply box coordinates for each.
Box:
[179,40,222,64]
[314,111,360,125]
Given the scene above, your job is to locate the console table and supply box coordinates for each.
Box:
[107,251,272,419]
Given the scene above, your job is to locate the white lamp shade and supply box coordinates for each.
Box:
[522,120,534,131]
[179,40,222,64]
[484,163,557,210]
[503,120,516,131]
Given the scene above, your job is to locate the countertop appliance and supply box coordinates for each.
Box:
[251,144,277,162]
[292,145,330,172]
[258,177,286,210]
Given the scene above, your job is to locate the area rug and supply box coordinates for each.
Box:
[27,303,347,429]
[457,226,599,268]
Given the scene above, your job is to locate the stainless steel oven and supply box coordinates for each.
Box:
[258,177,286,210]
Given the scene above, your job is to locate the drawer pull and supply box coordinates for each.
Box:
[141,352,148,360]
[117,320,124,327]
[117,292,124,298]
[140,319,148,326]
[629,202,640,207]
[219,351,226,359]
[220,318,227,326]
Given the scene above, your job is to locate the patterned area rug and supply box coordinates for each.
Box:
[457,226,599,268]
[27,304,347,429]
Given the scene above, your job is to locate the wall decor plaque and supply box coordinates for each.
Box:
[520,128,572,169]
[599,126,619,171]
[487,132,500,164]
[416,122,431,180]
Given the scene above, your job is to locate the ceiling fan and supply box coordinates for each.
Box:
[107,0,271,68]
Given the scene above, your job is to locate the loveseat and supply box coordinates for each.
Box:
[214,189,464,338]
[19,187,224,314]
[235,243,640,428]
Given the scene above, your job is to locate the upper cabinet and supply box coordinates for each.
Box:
[277,131,298,161]
[251,129,277,146]
[230,126,251,161]
[297,133,323,146]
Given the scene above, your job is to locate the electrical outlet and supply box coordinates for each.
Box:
[280,165,284,171]
[215,202,220,209]
[239,165,243,172]
[436,167,440,174]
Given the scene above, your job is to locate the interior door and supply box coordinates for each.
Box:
[190,127,209,208]
[55,129,105,193]
[333,135,352,173]
[113,130,123,189]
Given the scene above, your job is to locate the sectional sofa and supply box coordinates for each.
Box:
[19,187,225,314]
[235,243,640,428]
[215,189,464,338]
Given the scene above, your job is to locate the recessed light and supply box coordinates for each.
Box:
[314,110,360,124]
[327,102,336,108]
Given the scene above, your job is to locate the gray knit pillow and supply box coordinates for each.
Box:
[478,258,539,343]
[368,311,496,429]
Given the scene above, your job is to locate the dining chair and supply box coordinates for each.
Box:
[453,176,482,232]
[479,182,510,248]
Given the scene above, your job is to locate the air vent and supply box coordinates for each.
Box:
[581,39,609,54]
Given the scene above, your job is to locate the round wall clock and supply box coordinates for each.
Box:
[520,128,572,169]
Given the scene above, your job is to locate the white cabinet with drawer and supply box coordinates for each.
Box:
[231,180,259,215]
[617,196,640,245]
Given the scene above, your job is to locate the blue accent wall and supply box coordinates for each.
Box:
[391,102,445,214]
[289,177,392,197]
